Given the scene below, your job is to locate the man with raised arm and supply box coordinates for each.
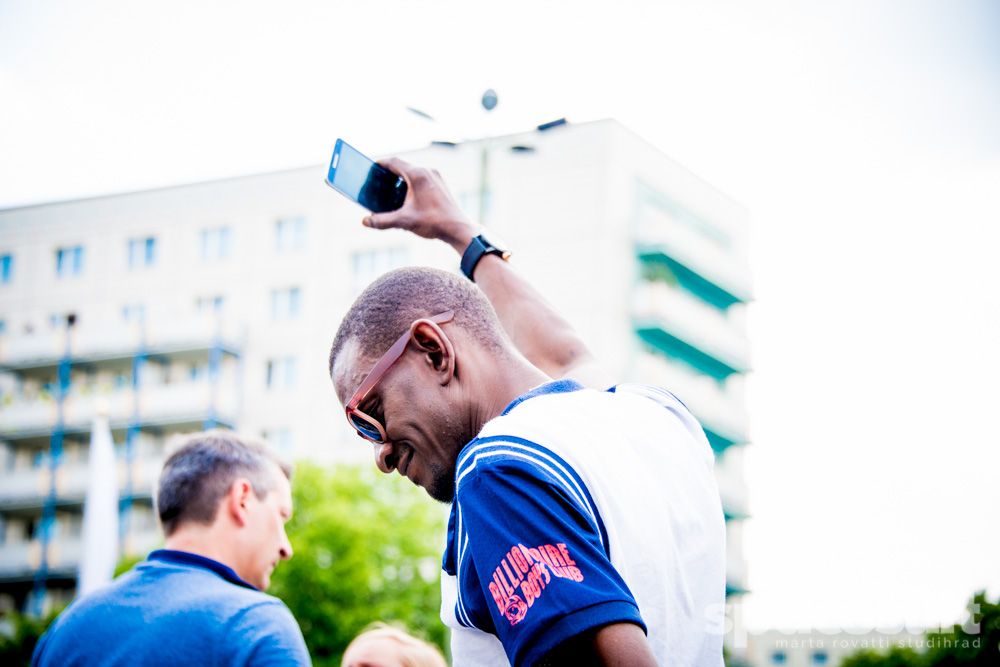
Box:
[32,430,311,666]
[328,160,726,667]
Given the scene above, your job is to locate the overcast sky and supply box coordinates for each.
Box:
[2,0,998,632]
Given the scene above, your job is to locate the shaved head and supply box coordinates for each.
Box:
[329,267,512,396]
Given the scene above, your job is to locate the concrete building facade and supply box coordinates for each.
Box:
[0,120,753,626]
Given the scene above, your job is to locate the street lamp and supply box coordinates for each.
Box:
[406,90,555,224]
[478,89,499,223]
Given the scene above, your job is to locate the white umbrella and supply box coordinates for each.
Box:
[78,405,119,596]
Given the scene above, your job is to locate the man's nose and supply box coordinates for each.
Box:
[374,440,396,474]
[279,531,293,560]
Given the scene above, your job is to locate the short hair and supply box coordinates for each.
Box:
[342,624,447,667]
[156,429,293,537]
[329,266,511,378]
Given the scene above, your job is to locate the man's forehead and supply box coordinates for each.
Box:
[331,337,377,404]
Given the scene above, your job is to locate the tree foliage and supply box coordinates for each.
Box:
[841,592,999,667]
[268,462,449,666]
[0,609,61,666]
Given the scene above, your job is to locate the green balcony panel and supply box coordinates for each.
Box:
[637,247,749,309]
[723,506,749,522]
[726,582,749,597]
[635,323,748,380]
[704,425,745,455]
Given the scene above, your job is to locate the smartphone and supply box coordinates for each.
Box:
[325,139,408,213]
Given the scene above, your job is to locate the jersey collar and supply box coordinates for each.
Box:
[501,378,586,416]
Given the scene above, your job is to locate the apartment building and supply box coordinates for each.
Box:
[0,119,752,624]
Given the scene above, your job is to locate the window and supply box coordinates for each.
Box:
[811,651,828,665]
[276,217,306,251]
[266,357,297,389]
[771,652,787,665]
[127,237,157,268]
[1,254,12,284]
[351,248,408,294]
[196,295,226,313]
[200,227,231,261]
[56,246,85,278]
[122,304,146,323]
[271,287,301,320]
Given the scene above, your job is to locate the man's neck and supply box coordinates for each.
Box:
[164,524,236,569]
[468,351,551,437]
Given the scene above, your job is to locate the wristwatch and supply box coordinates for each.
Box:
[460,232,511,281]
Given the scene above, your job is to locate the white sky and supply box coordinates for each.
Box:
[2,0,998,632]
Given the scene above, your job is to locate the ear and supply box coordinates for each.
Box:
[409,319,456,385]
[225,478,254,527]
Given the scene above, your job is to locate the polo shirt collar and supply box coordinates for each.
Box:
[147,549,258,590]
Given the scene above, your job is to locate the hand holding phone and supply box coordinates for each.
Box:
[325,139,408,213]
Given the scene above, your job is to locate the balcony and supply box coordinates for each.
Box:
[0,541,43,579]
[0,455,175,510]
[633,281,751,381]
[0,315,242,372]
[138,380,238,424]
[63,389,136,427]
[46,536,83,571]
[123,529,162,559]
[0,524,161,580]
[0,398,58,434]
[715,452,749,521]
[0,331,69,369]
[637,247,748,310]
[725,521,749,596]
[0,378,239,438]
[0,467,48,504]
[633,193,752,307]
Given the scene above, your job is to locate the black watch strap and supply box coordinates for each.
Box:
[460,235,509,281]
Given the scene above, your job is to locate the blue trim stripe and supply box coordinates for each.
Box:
[500,379,585,416]
[454,502,474,628]
[610,382,687,410]
[457,435,609,555]
[453,434,613,632]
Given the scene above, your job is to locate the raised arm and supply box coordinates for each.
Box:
[363,158,615,390]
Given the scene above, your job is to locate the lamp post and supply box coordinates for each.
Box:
[479,90,498,224]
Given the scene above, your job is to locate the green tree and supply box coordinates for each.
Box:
[922,591,999,667]
[268,462,448,666]
[0,609,61,666]
[841,646,925,667]
[841,591,1000,667]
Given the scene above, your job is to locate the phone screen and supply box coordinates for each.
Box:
[325,140,407,213]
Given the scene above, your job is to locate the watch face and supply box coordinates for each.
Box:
[479,230,509,253]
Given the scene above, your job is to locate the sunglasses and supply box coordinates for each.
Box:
[345,310,455,443]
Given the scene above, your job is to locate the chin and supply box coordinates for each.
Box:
[427,466,456,503]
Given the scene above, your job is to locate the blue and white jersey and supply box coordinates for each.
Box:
[441,380,726,667]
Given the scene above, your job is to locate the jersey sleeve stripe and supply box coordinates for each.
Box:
[458,439,600,535]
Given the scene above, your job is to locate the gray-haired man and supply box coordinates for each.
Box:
[32,430,311,666]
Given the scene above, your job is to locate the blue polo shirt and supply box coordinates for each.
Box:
[32,550,311,666]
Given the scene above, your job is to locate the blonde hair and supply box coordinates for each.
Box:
[341,624,447,667]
